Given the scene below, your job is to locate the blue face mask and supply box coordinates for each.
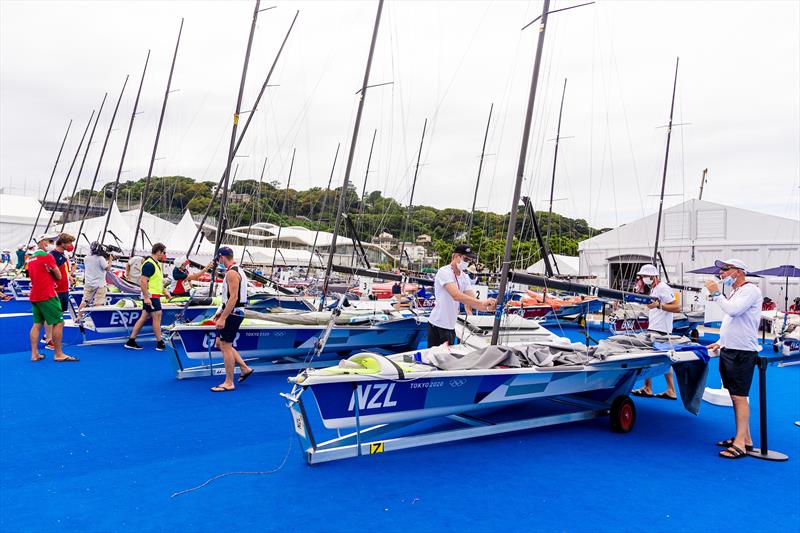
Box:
[723,275,735,287]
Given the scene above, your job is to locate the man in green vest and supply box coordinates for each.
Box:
[125,242,171,351]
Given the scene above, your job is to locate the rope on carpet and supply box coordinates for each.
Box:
[170,438,293,498]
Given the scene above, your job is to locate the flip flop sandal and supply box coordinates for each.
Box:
[654,392,678,400]
[210,385,234,392]
[716,438,754,451]
[631,388,654,398]
[238,369,255,383]
[719,445,748,459]
[55,356,80,362]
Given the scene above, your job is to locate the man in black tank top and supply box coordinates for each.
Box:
[210,247,253,392]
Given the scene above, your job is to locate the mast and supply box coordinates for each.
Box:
[61,94,107,232]
[466,103,493,246]
[398,118,427,269]
[131,19,184,256]
[240,156,267,264]
[652,57,679,267]
[101,51,151,245]
[28,120,72,245]
[319,0,384,310]
[307,143,340,272]
[491,0,551,345]
[698,167,708,200]
[44,111,94,232]
[546,78,567,246]
[357,129,378,230]
[187,11,298,259]
[271,147,296,271]
[208,0,261,297]
[73,75,129,256]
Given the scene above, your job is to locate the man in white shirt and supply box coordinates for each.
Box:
[79,242,113,314]
[631,264,681,400]
[705,258,762,460]
[428,244,496,347]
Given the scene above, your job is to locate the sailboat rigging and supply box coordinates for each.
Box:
[131,19,184,256]
[101,50,151,244]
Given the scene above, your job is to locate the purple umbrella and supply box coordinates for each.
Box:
[749,264,800,314]
[687,265,762,277]
[687,265,721,275]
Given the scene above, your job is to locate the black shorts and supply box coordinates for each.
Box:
[427,323,456,348]
[719,348,757,397]
[218,312,244,344]
[143,297,162,313]
[58,292,70,312]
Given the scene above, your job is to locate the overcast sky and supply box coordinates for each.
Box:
[1,0,798,231]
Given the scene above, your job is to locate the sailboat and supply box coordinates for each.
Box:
[281,0,710,464]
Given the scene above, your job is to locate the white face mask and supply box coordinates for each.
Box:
[642,277,653,286]
[45,243,55,252]
[457,260,469,271]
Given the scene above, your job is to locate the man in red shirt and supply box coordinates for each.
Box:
[40,233,76,349]
[28,234,78,363]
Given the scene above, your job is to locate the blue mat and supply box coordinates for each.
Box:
[1,328,798,533]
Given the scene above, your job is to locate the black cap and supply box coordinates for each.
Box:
[453,244,477,260]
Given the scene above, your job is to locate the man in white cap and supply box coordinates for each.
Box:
[631,264,681,400]
[427,244,496,347]
[704,259,762,460]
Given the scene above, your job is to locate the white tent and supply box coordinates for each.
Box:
[62,202,139,254]
[0,194,51,250]
[527,254,580,276]
[120,209,177,252]
[578,199,800,301]
[168,210,215,255]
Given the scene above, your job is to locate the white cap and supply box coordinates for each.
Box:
[636,264,659,277]
[17,243,25,250]
[714,258,748,273]
[175,255,189,266]
[36,233,58,243]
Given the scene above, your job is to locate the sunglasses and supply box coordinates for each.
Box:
[719,266,740,272]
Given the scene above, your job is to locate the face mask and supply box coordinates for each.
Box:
[723,275,735,287]
[66,244,74,252]
[457,260,469,271]
[45,244,55,252]
[642,277,653,286]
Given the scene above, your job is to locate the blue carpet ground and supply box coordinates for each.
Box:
[1,315,798,533]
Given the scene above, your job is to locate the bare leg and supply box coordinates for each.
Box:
[151,311,162,342]
[30,323,43,361]
[636,378,653,395]
[731,395,752,448]
[233,348,251,374]
[664,368,677,396]
[44,323,53,343]
[52,322,69,360]
[215,341,236,389]
[129,310,151,340]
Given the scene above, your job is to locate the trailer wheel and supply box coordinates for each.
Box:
[610,395,636,433]
[689,329,699,342]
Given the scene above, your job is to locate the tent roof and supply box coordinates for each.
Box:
[579,199,800,251]
[527,254,580,276]
[168,210,215,255]
[0,194,51,226]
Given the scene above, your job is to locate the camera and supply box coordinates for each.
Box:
[90,242,122,259]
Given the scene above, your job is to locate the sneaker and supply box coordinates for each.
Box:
[43,341,55,351]
[40,337,50,345]
[124,339,143,350]
[155,340,166,351]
